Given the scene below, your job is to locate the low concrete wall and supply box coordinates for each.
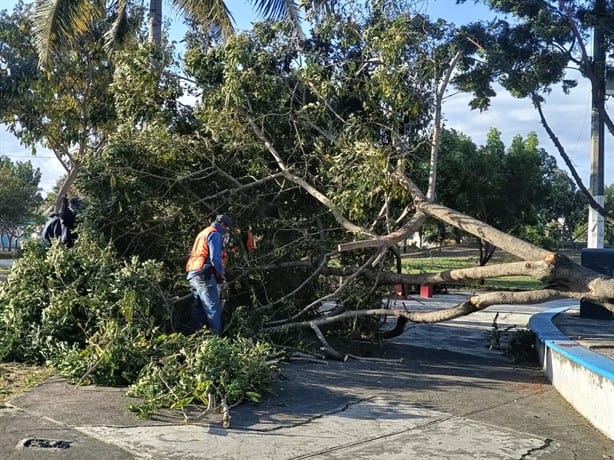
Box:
[530,307,614,441]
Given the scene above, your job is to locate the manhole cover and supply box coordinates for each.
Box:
[20,438,72,449]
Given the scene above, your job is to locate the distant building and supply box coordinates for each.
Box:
[1,234,20,251]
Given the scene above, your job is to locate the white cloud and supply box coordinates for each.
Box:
[442,77,611,187]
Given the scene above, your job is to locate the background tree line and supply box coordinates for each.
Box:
[0,155,42,251]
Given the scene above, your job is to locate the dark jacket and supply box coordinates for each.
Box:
[58,196,76,247]
[41,213,62,246]
[41,196,77,247]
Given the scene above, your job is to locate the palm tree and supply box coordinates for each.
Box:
[32,0,301,66]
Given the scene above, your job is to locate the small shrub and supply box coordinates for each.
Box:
[486,317,538,364]
[505,329,538,364]
[485,312,515,351]
[127,332,280,418]
[0,234,167,376]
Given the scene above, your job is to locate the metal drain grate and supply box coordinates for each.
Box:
[21,438,72,449]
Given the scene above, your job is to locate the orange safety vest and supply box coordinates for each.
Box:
[185,225,218,273]
[245,230,255,252]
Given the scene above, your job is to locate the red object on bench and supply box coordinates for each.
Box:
[420,284,433,298]
[394,284,407,299]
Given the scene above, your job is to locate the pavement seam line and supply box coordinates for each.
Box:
[234,396,377,433]
[5,403,76,432]
[287,414,455,460]
[458,388,552,421]
[6,403,140,458]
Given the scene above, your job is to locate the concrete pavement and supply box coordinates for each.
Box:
[1,293,613,459]
[0,258,11,282]
[0,259,13,267]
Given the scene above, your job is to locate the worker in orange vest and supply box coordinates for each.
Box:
[185,214,233,334]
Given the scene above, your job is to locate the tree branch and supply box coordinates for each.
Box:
[532,93,614,225]
[388,171,553,262]
[266,288,600,334]
[245,105,372,237]
[310,322,347,360]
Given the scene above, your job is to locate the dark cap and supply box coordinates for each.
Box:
[215,214,233,229]
[69,197,82,210]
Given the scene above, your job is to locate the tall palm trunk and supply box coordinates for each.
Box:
[149,0,162,45]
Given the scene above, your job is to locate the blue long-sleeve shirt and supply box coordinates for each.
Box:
[186,222,226,280]
[207,223,225,276]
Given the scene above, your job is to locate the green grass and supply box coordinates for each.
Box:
[481,277,544,291]
[403,253,545,291]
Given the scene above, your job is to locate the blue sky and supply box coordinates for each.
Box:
[0,0,604,194]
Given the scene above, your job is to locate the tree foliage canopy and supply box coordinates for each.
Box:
[436,128,586,255]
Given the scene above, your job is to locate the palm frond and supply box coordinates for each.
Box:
[172,0,236,38]
[32,0,105,67]
[280,0,304,38]
[252,0,299,22]
[252,0,304,39]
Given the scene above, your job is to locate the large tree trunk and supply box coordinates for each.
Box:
[257,168,614,337]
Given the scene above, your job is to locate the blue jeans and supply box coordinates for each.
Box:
[189,274,223,334]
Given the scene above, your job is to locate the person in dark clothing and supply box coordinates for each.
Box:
[40,213,62,246]
[41,195,79,248]
[58,196,78,247]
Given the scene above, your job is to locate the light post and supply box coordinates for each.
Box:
[587,0,606,248]
[581,0,613,319]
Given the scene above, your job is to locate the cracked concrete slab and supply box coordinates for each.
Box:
[0,405,134,459]
[314,417,553,460]
[76,398,547,460]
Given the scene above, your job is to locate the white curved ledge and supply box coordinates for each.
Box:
[529,306,614,441]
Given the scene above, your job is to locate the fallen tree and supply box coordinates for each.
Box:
[242,108,612,342]
[3,1,613,421]
[87,7,607,351]
[250,150,613,340]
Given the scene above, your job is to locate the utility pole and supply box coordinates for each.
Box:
[587,0,606,248]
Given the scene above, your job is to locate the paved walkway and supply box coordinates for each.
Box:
[1,293,613,459]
